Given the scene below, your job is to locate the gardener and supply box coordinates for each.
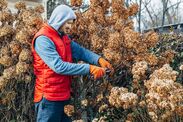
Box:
[31,4,113,122]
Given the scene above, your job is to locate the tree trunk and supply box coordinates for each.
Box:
[143,0,156,27]
[138,0,142,32]
[161,0,168,26]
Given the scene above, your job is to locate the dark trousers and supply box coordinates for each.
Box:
[35,97,72,122]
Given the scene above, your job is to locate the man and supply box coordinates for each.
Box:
[32,4,113,122]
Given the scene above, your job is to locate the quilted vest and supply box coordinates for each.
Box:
[32,23,72,102]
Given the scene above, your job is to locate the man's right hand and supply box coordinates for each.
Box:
[90,65,105,80]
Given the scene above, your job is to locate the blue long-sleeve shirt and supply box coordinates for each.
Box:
[34,35,100,75]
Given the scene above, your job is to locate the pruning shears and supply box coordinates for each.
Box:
[90,68,111,80]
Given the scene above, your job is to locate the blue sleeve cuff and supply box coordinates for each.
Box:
[92,55,101,66]
[83,64,90,74]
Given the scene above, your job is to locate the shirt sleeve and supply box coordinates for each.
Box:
[34,36,90,75]
[71,41,101,65]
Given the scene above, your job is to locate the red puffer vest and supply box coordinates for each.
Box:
[32,23,72,102]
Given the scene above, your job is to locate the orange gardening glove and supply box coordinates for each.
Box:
[90,65,105,80]
[98,58,114,75]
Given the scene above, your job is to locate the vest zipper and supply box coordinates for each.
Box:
[62,36,67,60]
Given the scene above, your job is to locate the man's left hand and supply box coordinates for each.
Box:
[98,58,114,75]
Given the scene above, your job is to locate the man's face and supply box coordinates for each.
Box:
[60,19,74,34]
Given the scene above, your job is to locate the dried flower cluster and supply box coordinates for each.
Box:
[15,1,26,10]
[0,0,43,105]
[98,104,108,113]
[144,64,183,121]
[180,65,183,70]
[158,49,175,67]
[132,61,148,89]
[64,105,75,117]
[134,53,159,66]
[92,116,107,122]
[70,1,183,121]
[71,0,161,67]
[71,0,83,6]
[108,87,138,109]
[132,61,148,80]
[0,0,7,10]
[128,3,139,16]
[81,99,88,107]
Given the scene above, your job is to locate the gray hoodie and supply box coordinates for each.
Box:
[48,5,76,30]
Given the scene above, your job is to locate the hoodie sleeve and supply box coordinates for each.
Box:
[34,36,90,75]
[71,41,101,65]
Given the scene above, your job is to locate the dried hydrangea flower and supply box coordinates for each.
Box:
[3,66,16,79]
[0,55,14,67]
[98,104,108,113]
[16,62,30,74]
[19,49,32,62]
[0,0,7,10]
[0,24,14,37]
[128,3,139,16]
[179,65,183,70]
[34,5,44,13]
[15,1,26,11]
[81,99,88,107]
[109,87,138,109]
[71,0,83,7]
[64,105,75,117]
